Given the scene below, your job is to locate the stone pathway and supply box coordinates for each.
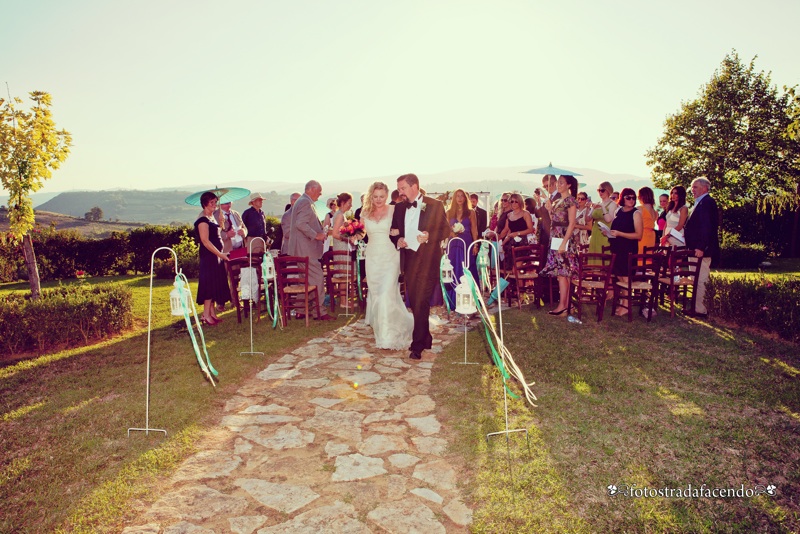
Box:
[124,317,473,533]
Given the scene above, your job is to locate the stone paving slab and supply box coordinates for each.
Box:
[124,318,472,533]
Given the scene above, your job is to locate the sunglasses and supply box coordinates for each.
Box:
[578,197,587,201]
[501,198,509,202]
[623,195,636,200]
[509,200,520,204]
[597,188,605,193]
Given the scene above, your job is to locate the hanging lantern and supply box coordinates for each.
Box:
[440,256,454,284]
[455,275,477,315]
[169,277,191,316]
[263,252,276,281]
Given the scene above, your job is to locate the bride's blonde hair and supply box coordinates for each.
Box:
[362,181,389,217]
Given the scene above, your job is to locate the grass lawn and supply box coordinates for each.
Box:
[0,275,341,533]
[431,305,800,532]
[711,257,800,279]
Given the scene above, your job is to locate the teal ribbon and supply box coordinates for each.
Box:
[439,255,452,313]
[463,269,519,400]
[176,274,218,386]
[261,254,281,329]
[357,256,363,301]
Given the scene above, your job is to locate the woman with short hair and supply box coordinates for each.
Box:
[194,191,230,325]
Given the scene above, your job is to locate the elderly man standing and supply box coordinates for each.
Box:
[242,193,269,253]
[287,180,334,320]
[684,177,719,317]
[280,192,302,254]
[216,201,247,253]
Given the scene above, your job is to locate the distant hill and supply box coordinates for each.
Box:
[35,190,288,226]
[12,166,658,226]
[0,208,147,238]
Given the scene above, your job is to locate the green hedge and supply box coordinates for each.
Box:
[0,283,133,355]
[719,231,767,269]
[706,273,799,344]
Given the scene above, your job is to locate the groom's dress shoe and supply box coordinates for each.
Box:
[409,351,422,360]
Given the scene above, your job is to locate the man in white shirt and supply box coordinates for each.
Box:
[216,202,247,253]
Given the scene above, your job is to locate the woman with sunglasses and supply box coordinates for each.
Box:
[499,193,535,270]
[588,181,617,256]
[575,193,593,248]
[609,187,643,316]
[540,175,579,315]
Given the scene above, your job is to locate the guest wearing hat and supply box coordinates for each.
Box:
[242,192,269,254]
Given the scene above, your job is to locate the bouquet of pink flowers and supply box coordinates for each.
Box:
[339,219,366,240]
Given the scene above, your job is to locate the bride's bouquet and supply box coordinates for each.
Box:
[340,219,366,241]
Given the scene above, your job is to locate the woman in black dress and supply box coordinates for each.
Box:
[194,191,230,325]
[609,187,643,316]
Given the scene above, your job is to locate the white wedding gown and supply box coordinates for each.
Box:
[363,214,413,350]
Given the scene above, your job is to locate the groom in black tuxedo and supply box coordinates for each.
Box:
[390,174,451,360]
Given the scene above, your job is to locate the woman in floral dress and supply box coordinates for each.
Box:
[540,175,579,316]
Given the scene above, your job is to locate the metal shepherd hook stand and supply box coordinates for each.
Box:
[469,238,531,453]
[128,246,176,438]
[240,237,267,357]
[443,237,478,365]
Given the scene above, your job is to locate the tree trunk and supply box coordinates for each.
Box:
[22,233,41,300]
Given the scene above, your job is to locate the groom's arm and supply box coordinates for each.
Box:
[390,204,405,247]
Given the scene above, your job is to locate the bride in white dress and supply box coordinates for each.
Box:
[359,182,413,350]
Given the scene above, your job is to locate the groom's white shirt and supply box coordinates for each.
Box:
[403,193,423,252]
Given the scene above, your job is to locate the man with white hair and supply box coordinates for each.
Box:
[287,180,334,320]
[684,177,719,317]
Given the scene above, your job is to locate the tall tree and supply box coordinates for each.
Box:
[645,51,800,218]
[0,91,72,298]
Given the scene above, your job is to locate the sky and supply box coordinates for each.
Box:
[3,0,799,196]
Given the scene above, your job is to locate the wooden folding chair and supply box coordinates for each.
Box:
[275,256,321,327]
[568,252,614,322]
[505,244,547,309]
[325,250,358,313]
[657,248,699,317]
[612,254,660,322]
[225,254,265,323]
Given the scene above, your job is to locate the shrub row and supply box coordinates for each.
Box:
[0,226,187,282]
[706,273,799,344]
[1,218,282,283]
[0,283,134,355]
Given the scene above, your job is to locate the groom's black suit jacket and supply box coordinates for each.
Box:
[390,196,450,282]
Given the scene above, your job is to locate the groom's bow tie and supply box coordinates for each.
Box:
[407,200,418,208]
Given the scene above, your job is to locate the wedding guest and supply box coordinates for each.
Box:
[500,193,535,271]
[684,178,719,316]
[194,192,229,325]
[470,193,488,237]
[287,180,335,320]
[660,186,689,247]
[280,192,301,254]
[242,192,269,253]
[444,189,479,307]
[540,175,579,315]
[215,201,247,253]
[637,187,657,255]
[331,192,354,253]
[588,182,617,256]
[574,192,593,248]
[609,188,643,316]
[655,193,669,242]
